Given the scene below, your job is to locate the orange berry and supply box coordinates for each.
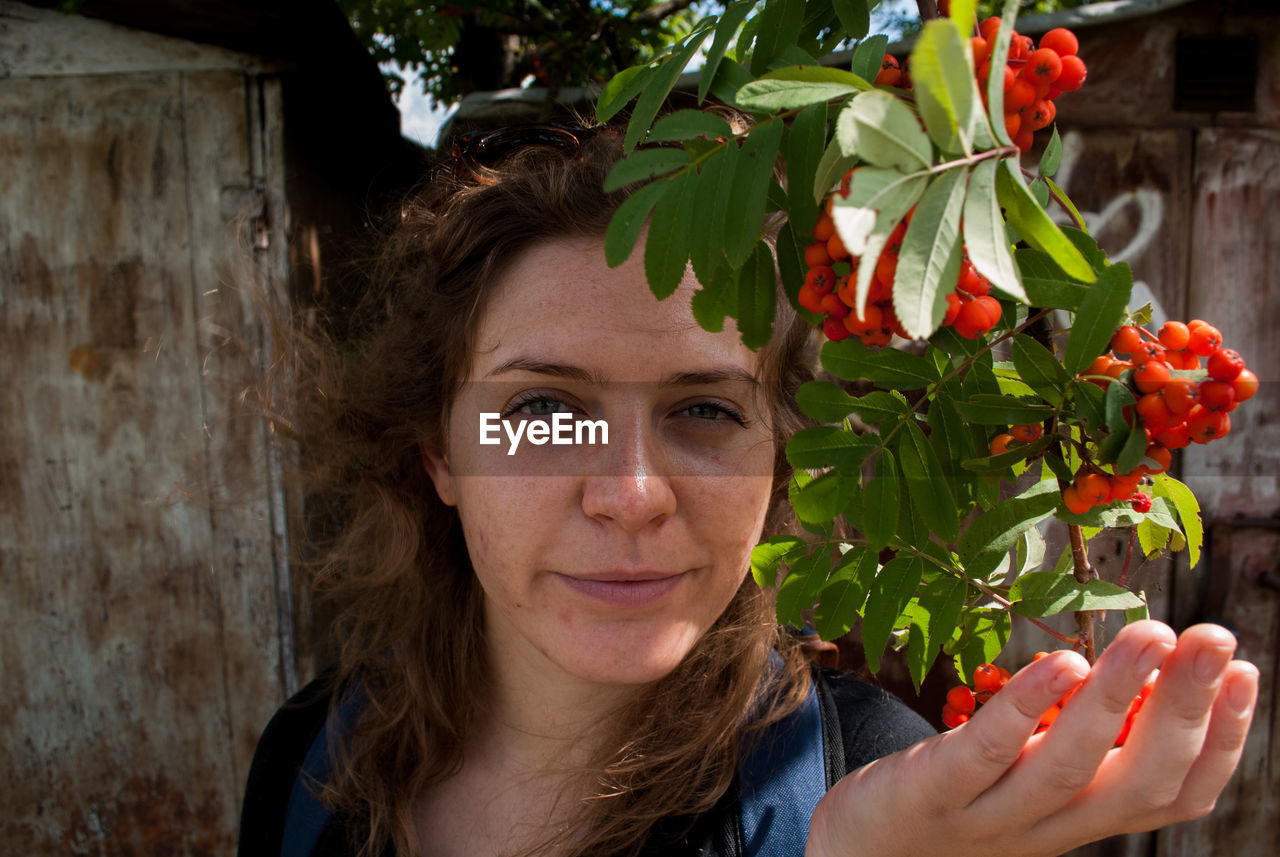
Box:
[947,685,977,716]
[812,210,835,241]
[1110,325,1143,354]
[1076,472,1110,505]
[1188,323,1223,356]
[1140,444,1172,474]
[989,433,1016,456]
[1062,484,1093,515]
[971,36,992,68]
[979,17,1002,41]
[1039,28,1079,58]
[1134,361,1171,394]
[804,242,832,267]
[1056,54,1087,91]
[1023,48,1063,85]
[1010,423,1042,443]
[1158,321,1190,351]
[973,663,1006,693]
[1232,368,1258,402]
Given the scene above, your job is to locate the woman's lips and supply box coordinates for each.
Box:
[555,572,686,608]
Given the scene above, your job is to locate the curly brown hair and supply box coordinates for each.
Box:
[285,123,821,857]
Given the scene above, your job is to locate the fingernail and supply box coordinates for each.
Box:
[1194,645,1233,685]
[1135,639,1171,679]
[1051,665,1084,695]
[1227,667,1258,713]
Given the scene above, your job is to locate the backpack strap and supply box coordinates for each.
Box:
[737,664,840,857]
[281,688,364,857]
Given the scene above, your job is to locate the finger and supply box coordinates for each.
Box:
[1161,659,1258,820]
[1026,626,1247,846]
[929,650,1089,808]
[967,620,1176,828]
[1108,623,1238,807]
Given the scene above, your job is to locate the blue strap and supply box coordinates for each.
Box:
[738,675,826,857]
[281,691,364,857]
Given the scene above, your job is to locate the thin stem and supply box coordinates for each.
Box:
[1117,526,1137,589]
[1068,523,1098,663]
[931,146,1021,175]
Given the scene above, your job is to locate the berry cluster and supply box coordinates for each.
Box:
[799,199,1003,344]
[942,654,1153,746]
[874,19,1087,154]
[1061,319,1257,516]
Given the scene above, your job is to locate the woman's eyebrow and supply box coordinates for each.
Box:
[483,359,758,388]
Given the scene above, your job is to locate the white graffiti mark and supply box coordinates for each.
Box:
[1051,130,1168,328]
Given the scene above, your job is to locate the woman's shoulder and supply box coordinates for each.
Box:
[815,666,937,771]
[238,671,339,857]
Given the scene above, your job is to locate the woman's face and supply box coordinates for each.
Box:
[422,235,777,689]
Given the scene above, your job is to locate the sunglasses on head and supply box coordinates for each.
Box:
[448,123,624,172]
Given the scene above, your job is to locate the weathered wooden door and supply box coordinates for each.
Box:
[1,21,296,854]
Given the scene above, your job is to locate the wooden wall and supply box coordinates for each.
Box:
[0,6,293,852]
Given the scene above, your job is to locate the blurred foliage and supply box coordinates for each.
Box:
[336,0,717,105]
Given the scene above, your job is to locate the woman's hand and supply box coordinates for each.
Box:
[806,621,1258,857]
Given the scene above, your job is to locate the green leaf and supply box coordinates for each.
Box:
[777,550,829,627]
[626,34,712,152]
[953,609,1011,682]
[909,574,968,690]
[724,121,785,269]
[699,1,754,103]
[604,148,691,193]
[795,381,857,423]
[838,89,932,171]
[958,478,1059,564]
[751,535,807,587]
[862,450,900,551]
[1039,125,1063,177]
[821,337,941,389]
[996,158,1096,283]
[1125,590,1150,623]
[895,167,967,338]
[605,179,670,267]
[597,63,655,123]
[961,435,1051,472]
[832,0,871,40]
[1152,473,1203,566]
[1016,248,1090,310]
[646,110,733,143]
[1011,334,1070,406]
[815,546,877,639]
[786,426,878,470]
[775,221,812,314]
[690,267,734,331]
[644,168,695,299]
[863,557,924,673]
[963,158,1025,301]
[736,78,860,112]
[785,103,828,236]
[791,470,843,531]
[908,18,976,155]
[839,173,931,317]
[1010,572,1144,617]
[751,0,807,74]
[1071,379,1107,431]
[1115,418,1149,474]
[689,144,736,285]
[981,0,1020,143]
[735,241,778,350]
[760,64,872,88]
[953,394,1055,425]
[813,136,859,203]
[1063,262,1134,375]
[848,390,911,427]
[927,387,973,503]
[948,0,978,26]
[848,34,887,82]
[899,420,960,542]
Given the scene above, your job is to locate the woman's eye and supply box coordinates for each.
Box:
[503,394,575,418]
[680,402,747,425]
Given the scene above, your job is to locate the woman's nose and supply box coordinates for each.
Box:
[580,416,676,531]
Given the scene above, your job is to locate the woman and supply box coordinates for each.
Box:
[238,123,1258,857]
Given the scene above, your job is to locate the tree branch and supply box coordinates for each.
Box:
[631,0,699,27]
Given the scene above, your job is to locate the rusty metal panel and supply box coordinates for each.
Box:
[0,67,289,853]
